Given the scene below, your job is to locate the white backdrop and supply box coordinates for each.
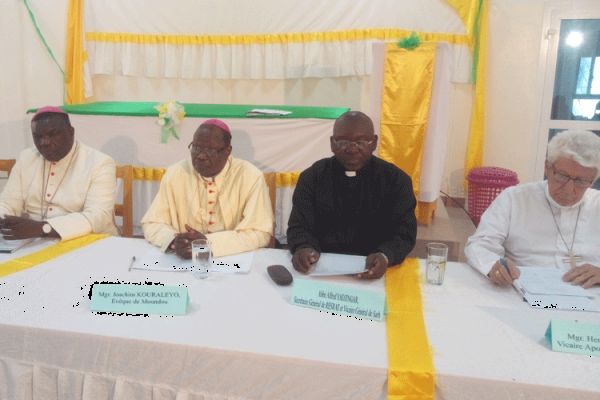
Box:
[5,1,596,198]
[83,0,470,84]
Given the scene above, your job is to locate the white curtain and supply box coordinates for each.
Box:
[83,0,472,92]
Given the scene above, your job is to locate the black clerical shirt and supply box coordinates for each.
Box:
[287,156,417,266]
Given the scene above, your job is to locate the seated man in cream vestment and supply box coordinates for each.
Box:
[0,106,117,240]
[142,119,273,258]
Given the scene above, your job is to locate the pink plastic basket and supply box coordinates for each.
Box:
[467,167,519,226]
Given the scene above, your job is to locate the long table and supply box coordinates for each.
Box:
[58,102,346,172]
[0,237,598,399]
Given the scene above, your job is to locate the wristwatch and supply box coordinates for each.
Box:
[42,223,52,236]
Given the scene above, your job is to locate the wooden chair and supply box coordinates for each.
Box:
[115,165,134,237]
[263,172,277,215]
[0,159,16,177]
[263,172,278,248]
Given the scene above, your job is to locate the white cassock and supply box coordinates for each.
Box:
[0,141,118,240]
[465,181,600,276]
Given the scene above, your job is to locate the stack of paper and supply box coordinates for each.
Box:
[131,247,254,274]
[246,108,292,117]
[309,253,367,276]
[514,267,598,312]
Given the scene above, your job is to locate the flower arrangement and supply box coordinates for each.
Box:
[155,101,186,143]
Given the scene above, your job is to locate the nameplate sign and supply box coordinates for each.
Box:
[291,278,385,321]
[90,284,188,315]
[545,319,600,357]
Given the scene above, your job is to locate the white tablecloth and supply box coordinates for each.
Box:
[0,237,598,399]
[424,263,600,400]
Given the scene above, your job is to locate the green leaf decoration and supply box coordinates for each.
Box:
[397,32,421,50]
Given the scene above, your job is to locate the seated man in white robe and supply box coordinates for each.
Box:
[141,119,273,258]
[465,130,600,288]
[0,106,117,240]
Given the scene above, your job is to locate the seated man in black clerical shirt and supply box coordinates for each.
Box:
[286,111,417,279]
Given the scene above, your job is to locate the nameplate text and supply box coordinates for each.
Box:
[291,278,385,321]
[91,284,188,315]
[545,319,600,357]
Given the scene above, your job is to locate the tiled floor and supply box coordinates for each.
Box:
[409,199,477,262]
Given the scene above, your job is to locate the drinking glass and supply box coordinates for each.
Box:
[191,239,212,279]
[426,242,448,285]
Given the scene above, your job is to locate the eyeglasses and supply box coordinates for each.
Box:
[188,142,228,157]
[332,138,375,149]
[549,164,595,188]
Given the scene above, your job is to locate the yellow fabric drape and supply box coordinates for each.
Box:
[132,166,166,181]
[65,0,85,104]
[379,42,437,200]
[444,0,488,179]
[386,258,435,399]
[464,0,488,176]
[445,0,481,38]
[86,29,470,46]
[128,167,302,186]
[275,172,300,187]
[417,201,437,226]
[0,234,107,278]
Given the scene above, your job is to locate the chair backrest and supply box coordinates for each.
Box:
[0,159,16,177]
[263,172,278,248]
[263,172,276,215]
[115,165,134,237]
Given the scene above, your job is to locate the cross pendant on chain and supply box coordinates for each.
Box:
[569,253,576,269]
[563,253,582,269]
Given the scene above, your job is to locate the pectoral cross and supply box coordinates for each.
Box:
[562,253,582,269]
[569,252,576,269]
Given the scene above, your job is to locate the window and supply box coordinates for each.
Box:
[551,19,600,121]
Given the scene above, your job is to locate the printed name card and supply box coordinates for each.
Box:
[291,278,385,321]
[545,319,600,357]
[91,284,188,315]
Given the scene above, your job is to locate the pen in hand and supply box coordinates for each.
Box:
[128,256,136,272]
[500,257,524,295]
[499,257,509,272]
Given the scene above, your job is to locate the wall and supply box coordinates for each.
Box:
[2,0,598,197]
[483,0,600,189]
[0,0,67,157]
[483,0,548,186]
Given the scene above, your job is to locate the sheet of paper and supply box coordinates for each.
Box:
[132,246,254,274]
[309,253,367,276]
[523,293,599,312]
[516,267,591,297]
[0,238,35,253]
[246,108,292,116]
[514,266,598,312]
[211,251,254,274]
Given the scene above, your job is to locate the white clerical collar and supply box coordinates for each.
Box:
[543,181,586,209]
[345,171,357,177]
